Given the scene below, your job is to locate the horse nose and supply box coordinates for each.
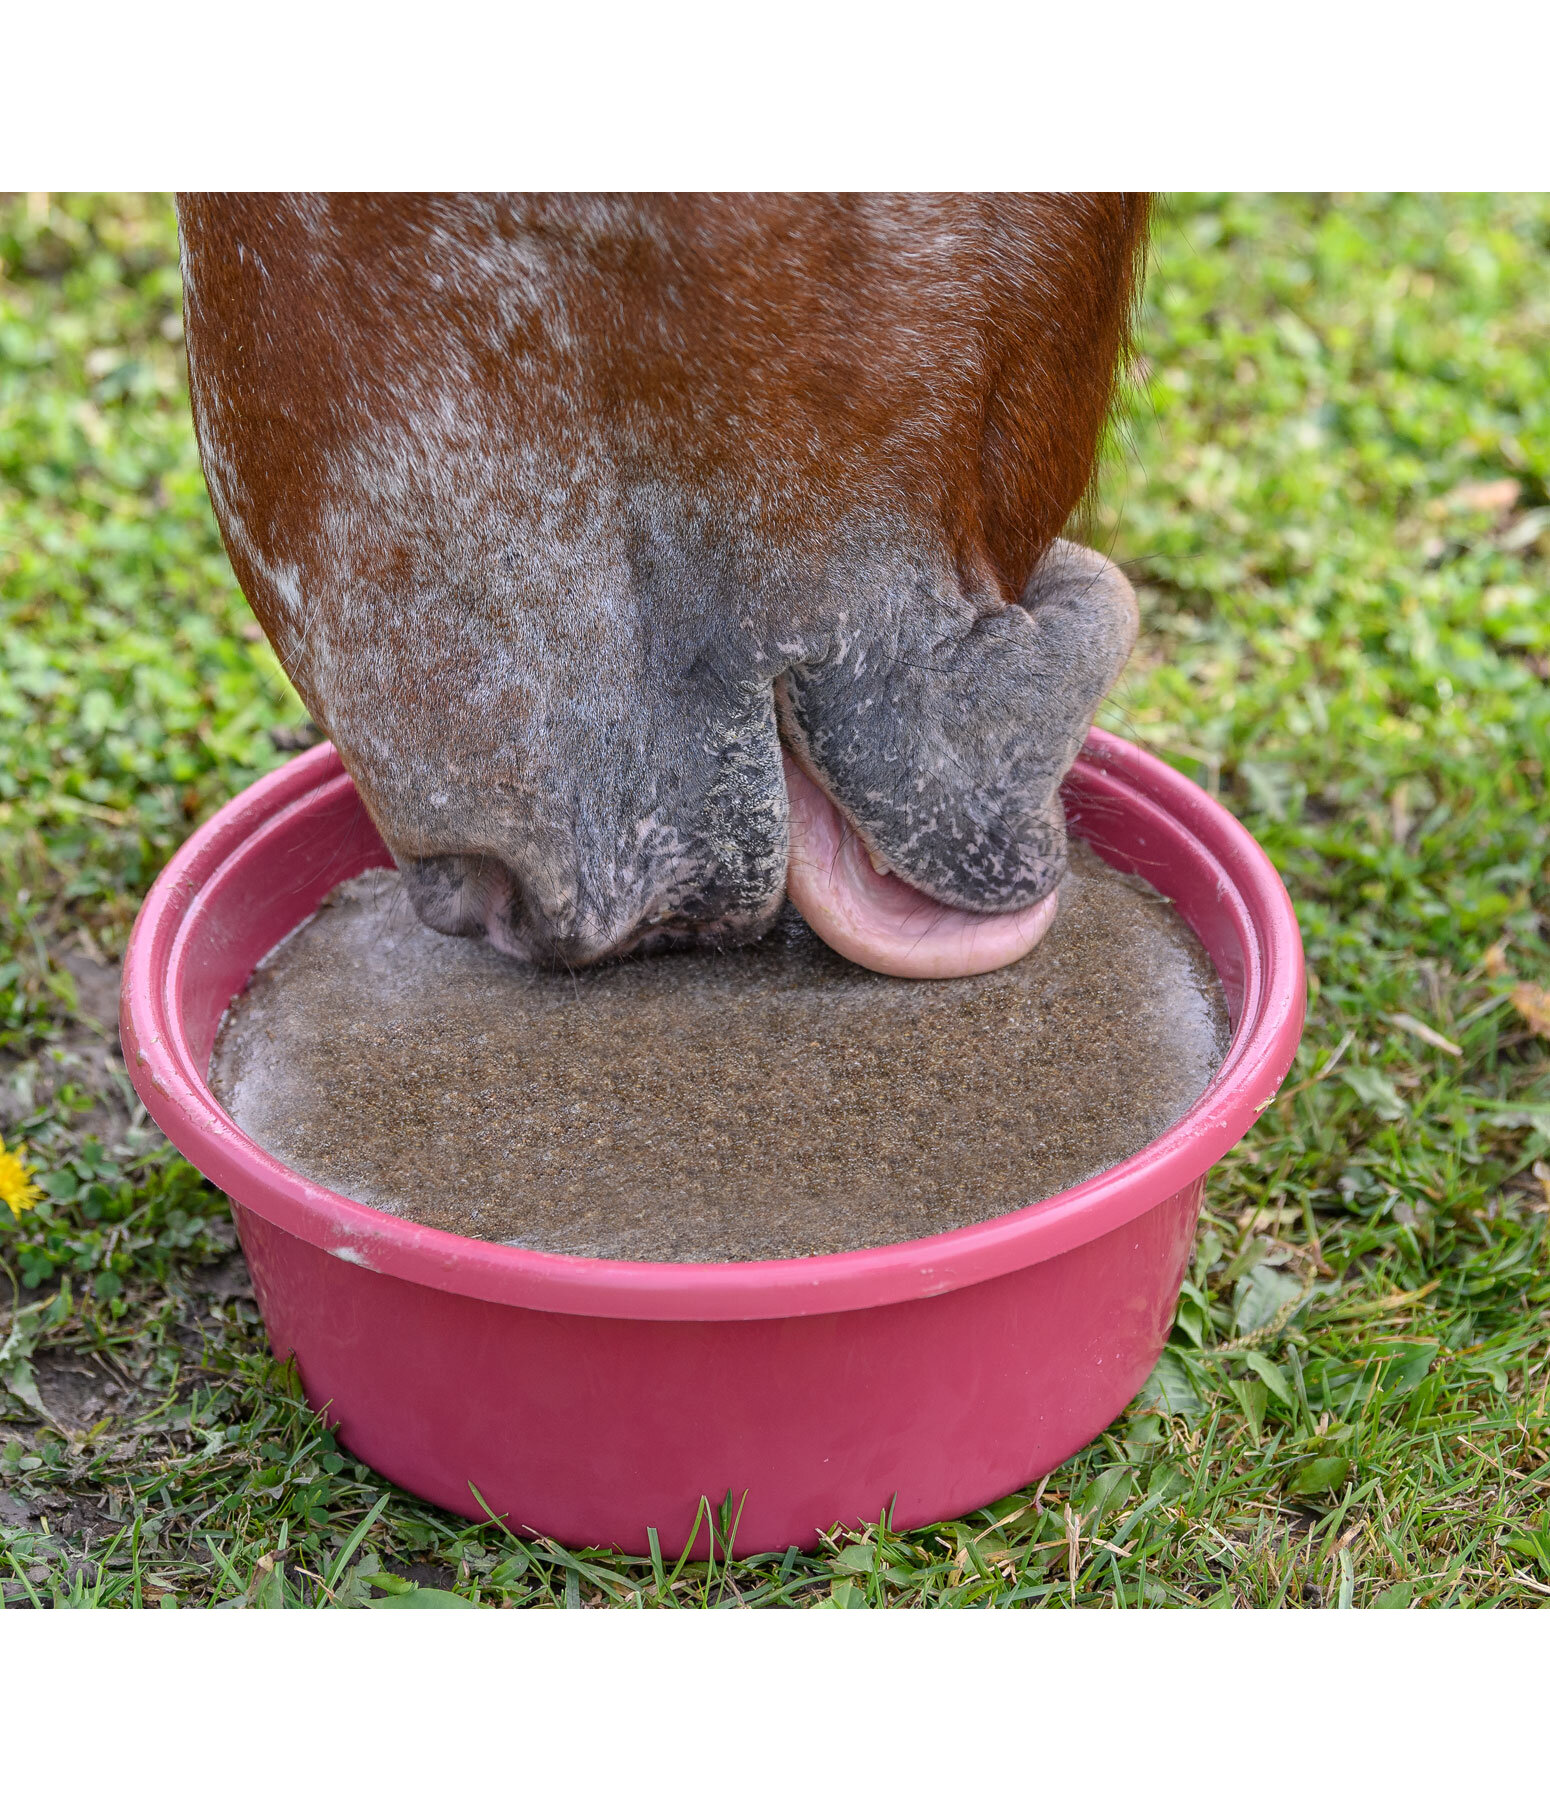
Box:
[397,853,639,967]
[397,854,512,940]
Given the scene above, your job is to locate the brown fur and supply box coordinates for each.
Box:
[179,194,1150,965]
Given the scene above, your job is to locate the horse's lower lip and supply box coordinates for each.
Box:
[781,752,1059,978]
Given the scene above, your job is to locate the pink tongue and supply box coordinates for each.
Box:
[783,752,1058,979]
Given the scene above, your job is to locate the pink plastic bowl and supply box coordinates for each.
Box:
[121,728,1303,1556]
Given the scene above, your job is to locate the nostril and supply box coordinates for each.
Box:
[398,853,620,965]
[400,855,770,969]
[399,854,516,945]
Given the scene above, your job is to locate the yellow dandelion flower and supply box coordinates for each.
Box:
[0,1135,43,1220]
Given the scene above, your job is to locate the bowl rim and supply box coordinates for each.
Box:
[121,727,1305,1322]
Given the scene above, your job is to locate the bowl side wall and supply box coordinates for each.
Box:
[236,1176,1203,1557]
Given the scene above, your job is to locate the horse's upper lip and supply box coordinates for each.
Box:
[781,751,1059,978]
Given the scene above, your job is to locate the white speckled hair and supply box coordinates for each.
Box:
[179,193,1146,966]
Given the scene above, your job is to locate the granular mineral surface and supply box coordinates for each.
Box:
[209,840,1231,1261]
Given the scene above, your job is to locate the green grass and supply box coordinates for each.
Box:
[2,192,1547,1609]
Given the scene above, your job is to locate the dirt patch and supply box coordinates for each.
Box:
[56,949,121,1035]
[30,1349,135,1434]
[1,953,135,1147]
[184,1254,254,1304]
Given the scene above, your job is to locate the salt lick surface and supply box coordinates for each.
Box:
[210,841,1230,1262]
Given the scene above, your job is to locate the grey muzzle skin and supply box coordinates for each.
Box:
[380,539,1138,970]
[777,538,1138,917]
